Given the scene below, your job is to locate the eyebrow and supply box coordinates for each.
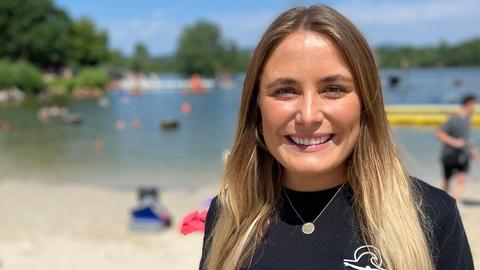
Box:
[264,74,353,89]
[321,74,353,84]
[265,78,297,89]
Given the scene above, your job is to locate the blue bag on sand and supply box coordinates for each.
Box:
[129,187,172,231]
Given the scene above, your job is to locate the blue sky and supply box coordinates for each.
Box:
[55,0,480,56]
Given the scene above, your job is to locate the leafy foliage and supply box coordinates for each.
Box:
[0,0,71,69]
[75,67,110,88]
[376,38,480,68]
[0,60,15,89]
[2,0,479,83]
[48,78,76,93]
[175,21,223,76]
[175,20,250,76]
[130,43,150,73]
[12,60,46,93]
[0,60,44,93]
[69,17,109,67]
[0,0,109,70]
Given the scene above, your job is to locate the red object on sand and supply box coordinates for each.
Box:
[180,209,208,235]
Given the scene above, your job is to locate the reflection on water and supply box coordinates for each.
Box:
[0,68,479,188]
[0,90,241,188]
[381,68,480,104]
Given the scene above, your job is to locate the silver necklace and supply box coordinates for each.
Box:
[282,184,344,235]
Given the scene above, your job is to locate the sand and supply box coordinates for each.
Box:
[0,180,217,270]
[0,179,478,269]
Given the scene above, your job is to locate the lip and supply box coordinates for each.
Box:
[287,133,333,139]
[284,134,335,152]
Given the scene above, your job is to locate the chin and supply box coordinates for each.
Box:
[282,153,346,175]
[285,162,336,176]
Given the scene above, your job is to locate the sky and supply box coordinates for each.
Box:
[55,0,480,56]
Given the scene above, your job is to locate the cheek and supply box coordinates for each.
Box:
[324,95,362,134]
[260,104,281,147]
[260,100,296,138]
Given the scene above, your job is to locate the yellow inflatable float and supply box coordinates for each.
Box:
[386,105,480,126]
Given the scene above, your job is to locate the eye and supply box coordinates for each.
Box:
[272,87,298,97]
[322,85,347,97]
[325,86,345,93]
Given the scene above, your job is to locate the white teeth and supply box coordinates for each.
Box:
[290,135,331,145]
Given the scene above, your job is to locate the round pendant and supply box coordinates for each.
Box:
[302,222,315,234]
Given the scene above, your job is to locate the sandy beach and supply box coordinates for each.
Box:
[0,178,478,269]
[0,180,217,270]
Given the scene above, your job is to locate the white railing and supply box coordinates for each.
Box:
[118,74,216,91]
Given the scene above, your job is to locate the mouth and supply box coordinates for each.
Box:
[286,134,335,146]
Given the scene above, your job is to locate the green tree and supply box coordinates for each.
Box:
[0,0,72,69]
[103,49,129,78]
[148,56,177,74]
[108,49,128,67]
[218,41,250,73]
[130,43,150,73]
[175,21,223,76]
[69,17,109,67]
[448,38,480,66]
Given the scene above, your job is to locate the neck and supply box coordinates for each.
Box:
[282,168,346,192]
[458,108,470,117]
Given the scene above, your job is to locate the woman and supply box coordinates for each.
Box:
[200,4,473,270]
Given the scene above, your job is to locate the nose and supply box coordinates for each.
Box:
[295,91,323,127]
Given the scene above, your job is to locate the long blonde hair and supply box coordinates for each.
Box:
[205,5,433,270]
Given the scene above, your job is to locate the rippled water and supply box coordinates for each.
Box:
[0,68,479,188]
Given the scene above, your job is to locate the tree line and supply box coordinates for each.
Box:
[1,0,480,87]
[0,0,250,79]
[375,38,480,68]
[124,21,251,76]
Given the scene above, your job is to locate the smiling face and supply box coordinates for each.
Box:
[258,30,362,191]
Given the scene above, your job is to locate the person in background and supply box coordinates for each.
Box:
[436,94,478,200]
[200,5,473,270]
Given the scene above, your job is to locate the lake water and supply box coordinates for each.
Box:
[0,68,479,189]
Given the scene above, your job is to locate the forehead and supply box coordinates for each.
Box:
[260,31,351,83]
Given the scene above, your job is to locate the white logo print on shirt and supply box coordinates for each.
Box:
[343,245,386,270]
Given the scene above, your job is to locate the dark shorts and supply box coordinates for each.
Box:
[442,155,470,180]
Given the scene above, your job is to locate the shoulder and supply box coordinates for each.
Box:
[200,196,220,269]
[449,114,469,125]
[204,196,220,235]
[207,196,219,217]
[410,177,456,223]
[410,177,474,269]
[441,115,457,129]
[411,177,454,208]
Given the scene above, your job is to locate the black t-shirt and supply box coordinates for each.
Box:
[200,178,474,269]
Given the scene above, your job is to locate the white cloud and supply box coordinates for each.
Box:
[208,10,278,48]
[336,0,479,25]
[100,10,184,55]
[103,8,281,54]
[327,0,480,46]
[110,29,128,40]
[101,0,480,54]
